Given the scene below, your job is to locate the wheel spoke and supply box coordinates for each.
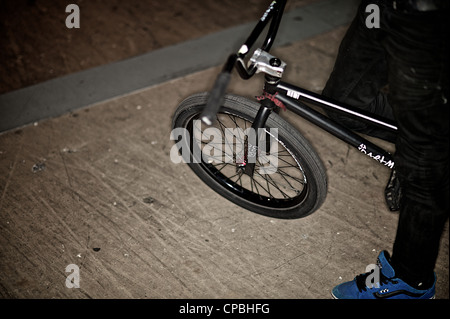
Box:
[190,110,307,207]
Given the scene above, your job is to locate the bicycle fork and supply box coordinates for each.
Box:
[240,74,282,177]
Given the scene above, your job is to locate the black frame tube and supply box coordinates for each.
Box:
[277,82,398,132]
[275,93,395,168]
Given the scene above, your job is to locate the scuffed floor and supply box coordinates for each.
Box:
[1,26,447,299]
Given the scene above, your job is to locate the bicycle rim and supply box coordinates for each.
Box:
[187,111,308,210]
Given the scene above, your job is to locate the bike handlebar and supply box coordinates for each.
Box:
[200,72,231,125]
[200,0,286,125]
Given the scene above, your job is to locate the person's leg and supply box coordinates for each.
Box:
[383,6,449,288]
[331,1,448,299]
[322,0,396,142]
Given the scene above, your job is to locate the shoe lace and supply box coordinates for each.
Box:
[355,272,396,293]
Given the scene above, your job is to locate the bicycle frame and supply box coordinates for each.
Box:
[271,81,396,168]
[203,0,397,174]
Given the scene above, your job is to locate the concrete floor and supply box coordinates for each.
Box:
[0,1,448,301]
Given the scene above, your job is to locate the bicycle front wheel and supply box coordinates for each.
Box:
[171,93,327,219]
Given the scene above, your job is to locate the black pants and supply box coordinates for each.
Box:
[323,0,449,286]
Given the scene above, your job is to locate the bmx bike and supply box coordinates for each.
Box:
[172,0,400,219]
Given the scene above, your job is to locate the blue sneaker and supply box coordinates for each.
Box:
[331,251,436,299]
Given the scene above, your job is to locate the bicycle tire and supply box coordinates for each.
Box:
[172,93,327,219]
